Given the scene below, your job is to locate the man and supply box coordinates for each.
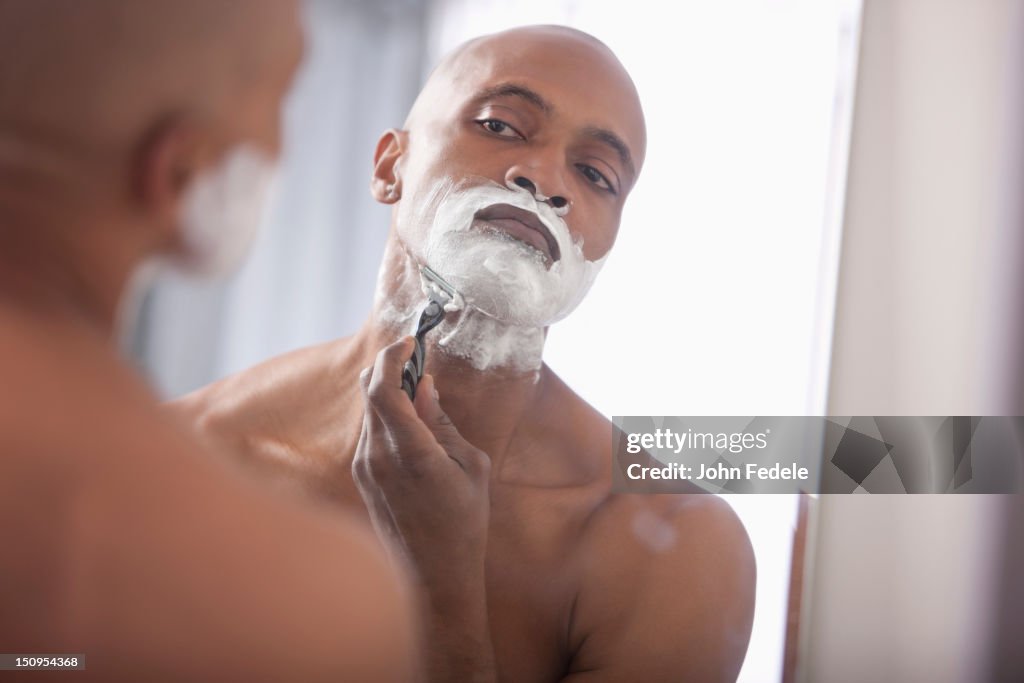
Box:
[0,2,415,681]
[178,25,756,682]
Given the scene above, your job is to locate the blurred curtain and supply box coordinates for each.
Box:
[129,0,428,398]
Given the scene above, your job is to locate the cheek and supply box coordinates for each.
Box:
[572,209,620,261]
[395,175,464,252]
[442,134,522,185]
[394,183,438,249]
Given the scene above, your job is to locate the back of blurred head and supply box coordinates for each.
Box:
[0,0,304,329]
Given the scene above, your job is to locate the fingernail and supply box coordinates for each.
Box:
[433,387,440,401]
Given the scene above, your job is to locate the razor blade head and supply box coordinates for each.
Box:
[420,265,458,306]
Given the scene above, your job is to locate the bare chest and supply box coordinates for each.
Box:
[483,489,591,683]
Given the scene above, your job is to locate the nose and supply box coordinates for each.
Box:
[506,166,572,214]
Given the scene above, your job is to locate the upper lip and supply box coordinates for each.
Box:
[474,203,561,262]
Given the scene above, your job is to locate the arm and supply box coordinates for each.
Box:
[353,336,499,683]
[563,496,756,683]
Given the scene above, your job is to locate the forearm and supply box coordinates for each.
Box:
[420,574,499,683]
[354,338,498,681]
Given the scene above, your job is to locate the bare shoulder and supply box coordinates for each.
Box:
[168,336,362,454]
[537,368,755,680]
[169,337,350,427]
[569,489,755,680]
[579,493,755,586]
[567,492,756,681]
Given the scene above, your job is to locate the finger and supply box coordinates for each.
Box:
[352,410,402,541]
[358,364,388,439]
[366,336,420,418]
[414,374,490,477]
[372,335,417,397]
[412,373,441,422]
[367,337,440,453]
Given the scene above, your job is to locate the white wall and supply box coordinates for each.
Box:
[803,1,1024,681]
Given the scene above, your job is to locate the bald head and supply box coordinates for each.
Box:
[0,0,305,328]
[0,0,303,156]
[406,25,646,168]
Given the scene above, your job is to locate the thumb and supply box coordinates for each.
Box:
[414,374,488,473]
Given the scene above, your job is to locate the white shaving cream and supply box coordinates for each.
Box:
[384,178,607,372]
[172,145,278,277]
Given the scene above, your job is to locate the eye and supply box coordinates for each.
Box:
[476,118,524,140]
[577,164,616,194]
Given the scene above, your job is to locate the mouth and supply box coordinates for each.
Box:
[473,203,561,263]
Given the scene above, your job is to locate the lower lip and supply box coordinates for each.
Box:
[473,217,552,260]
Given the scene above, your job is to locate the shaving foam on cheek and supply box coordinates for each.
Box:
[394,177,608,372]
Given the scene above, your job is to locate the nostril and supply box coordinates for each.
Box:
[549,196,568,209]
[514,176,536,194]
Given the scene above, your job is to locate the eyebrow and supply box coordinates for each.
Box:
[468,81,637,182]
[468,82,553,114]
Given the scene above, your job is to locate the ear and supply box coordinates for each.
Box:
[132,117,212,244]
[370,128,407,205]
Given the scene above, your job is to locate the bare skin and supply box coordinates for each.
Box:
[0,2,415,680]
[176,25,756,683]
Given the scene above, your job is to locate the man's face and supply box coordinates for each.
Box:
[390,28,646,325]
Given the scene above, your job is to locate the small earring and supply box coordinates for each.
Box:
[385,184,396,198]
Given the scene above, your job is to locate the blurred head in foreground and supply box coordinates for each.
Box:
[0,0,305,330]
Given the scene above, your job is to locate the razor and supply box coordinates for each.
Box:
[401,265,458,401]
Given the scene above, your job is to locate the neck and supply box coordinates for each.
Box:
[0,179,138,341]
[357,236,553,461]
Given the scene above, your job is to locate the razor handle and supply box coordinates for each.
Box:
[401,300,446,401]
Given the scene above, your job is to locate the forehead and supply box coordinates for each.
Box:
[438,29,646,166]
